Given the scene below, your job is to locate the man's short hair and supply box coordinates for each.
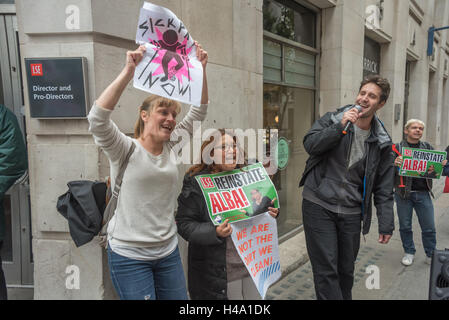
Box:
[404,119,425,130]
[359,75,391,103]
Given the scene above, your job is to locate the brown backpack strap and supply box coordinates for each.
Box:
[105,176,112,205]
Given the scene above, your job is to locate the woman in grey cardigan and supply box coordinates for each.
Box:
[88,43,208,300]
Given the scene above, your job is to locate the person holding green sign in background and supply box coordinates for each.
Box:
[176,129,279,300]
[393,119,445,266]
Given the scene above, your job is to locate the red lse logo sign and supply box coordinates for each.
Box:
[404,149,412,157]
[30,63,43,76]
[200,177,214,189]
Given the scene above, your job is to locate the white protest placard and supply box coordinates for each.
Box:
[231,213,282,299]
[134,2,203,106]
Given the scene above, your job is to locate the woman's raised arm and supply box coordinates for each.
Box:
[96,45,146,111]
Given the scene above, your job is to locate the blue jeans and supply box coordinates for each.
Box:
[394,192,436,257]
[107,246,188,300]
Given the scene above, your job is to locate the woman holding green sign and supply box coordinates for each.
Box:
[176,129,279,299]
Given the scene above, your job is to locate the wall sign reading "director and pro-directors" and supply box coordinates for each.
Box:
[25,57,89,118]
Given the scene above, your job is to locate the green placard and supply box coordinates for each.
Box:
[399,147,446,179]
[195,163,280,225]
[275,137,290,170]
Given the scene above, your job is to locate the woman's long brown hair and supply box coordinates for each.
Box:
[187,129,247,176]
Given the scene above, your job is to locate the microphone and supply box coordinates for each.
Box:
[342,105,362,135]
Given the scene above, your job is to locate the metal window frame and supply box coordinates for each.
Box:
[0,4,15,15]
[0,10,33,287]
[264,30,318,91]
[2,186,21,284]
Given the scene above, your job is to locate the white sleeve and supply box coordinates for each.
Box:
[87,102,132,164]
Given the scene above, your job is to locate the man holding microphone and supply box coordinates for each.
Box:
[299,75,395,300]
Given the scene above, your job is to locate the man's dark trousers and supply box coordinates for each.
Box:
[302,199,362,300]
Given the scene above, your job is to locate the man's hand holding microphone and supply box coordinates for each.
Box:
[341,105,363,134]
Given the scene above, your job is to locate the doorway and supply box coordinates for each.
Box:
[0,10,33,299]
[263,84,314,236]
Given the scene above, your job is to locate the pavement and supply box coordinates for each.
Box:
[266,179,449,300]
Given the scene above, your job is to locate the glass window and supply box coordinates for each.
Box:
[363,37,381,78]
[263,0,316,48]
[263,39,282,82]
[263,0,317,238]
[263,85,314,235]
[284,46,315,87]
[263,39,316,88]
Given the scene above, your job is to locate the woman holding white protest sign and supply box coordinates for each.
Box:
[87,42,208,300]
[176,129,279,300]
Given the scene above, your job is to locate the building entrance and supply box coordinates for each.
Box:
[0,10,33,299]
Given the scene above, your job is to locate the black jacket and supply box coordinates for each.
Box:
[0,105,28,242]
[176,171,228,300]
[299,105,395,236]
[394,140,434,199]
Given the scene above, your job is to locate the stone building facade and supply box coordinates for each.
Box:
[0,0,447,299]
